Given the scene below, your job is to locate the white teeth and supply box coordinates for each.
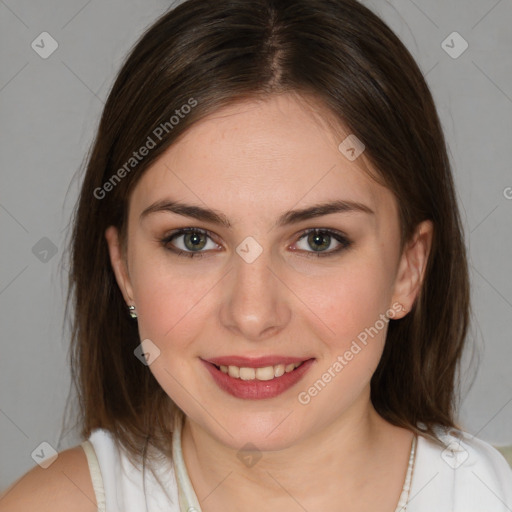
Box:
[274,364,285,377]
[217,361,303,380]
[239,367,255,380]
[255,366,275,381]
[228,365,240,378]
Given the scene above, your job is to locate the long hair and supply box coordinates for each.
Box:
[63,0,472,469]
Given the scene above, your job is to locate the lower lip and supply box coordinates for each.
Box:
[201,358,315,400]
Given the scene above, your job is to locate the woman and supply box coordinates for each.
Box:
[2,0,511,510]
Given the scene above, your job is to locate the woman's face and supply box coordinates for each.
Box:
[106,93,432,450]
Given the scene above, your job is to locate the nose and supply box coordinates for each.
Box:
[219,244,291,341]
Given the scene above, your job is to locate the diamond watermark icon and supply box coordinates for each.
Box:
[31,32,58,59]
[441,32,468,59]
[237,442,262,468]
[32,237,58,263]
[134,338,161,366]
[31,441,58,469]
[236,236,263,264]
[338,134,365,161]
[441,440,469,469]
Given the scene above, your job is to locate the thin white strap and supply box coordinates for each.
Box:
[172,413,203,512]
[81,440,107,512]
[394,434,417,512]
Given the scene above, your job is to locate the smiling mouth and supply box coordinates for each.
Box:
[202,357,316,400]
[211,360,307,381]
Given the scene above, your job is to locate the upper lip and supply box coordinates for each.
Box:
[204,355,313,368]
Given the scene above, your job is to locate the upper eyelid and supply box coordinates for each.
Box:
[162,227,219,243]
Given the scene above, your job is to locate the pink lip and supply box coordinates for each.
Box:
[201,358,316,400]
[204,355,310,368]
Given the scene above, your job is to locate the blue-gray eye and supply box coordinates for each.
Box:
[161,228,215,258]
[294,228,352,257]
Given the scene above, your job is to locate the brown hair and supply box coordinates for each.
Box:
[63,0,473,470]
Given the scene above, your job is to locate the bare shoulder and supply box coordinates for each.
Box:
[0,444,97,512]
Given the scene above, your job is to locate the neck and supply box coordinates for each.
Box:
[180,387,406,510]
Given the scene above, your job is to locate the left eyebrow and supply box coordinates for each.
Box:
[139,198,374,229]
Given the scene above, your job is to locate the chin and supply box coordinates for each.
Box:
[201,406,309,452]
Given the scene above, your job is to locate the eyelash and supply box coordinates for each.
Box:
[159,227,352,259]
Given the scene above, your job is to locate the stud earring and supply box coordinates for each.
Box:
[128,305,138,319]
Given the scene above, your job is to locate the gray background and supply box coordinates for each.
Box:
[1,0,511,490]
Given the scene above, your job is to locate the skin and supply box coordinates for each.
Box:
[106,92,433,511]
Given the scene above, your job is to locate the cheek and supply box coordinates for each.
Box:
[129,250,216,351]
[300,256,393,348]
[130,261,212,403]
[293,263,393,412]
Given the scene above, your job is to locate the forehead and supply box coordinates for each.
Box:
[130,94,396,226]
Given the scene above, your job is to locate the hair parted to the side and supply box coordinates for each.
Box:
[64,0,472,470]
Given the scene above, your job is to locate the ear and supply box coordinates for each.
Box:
[105,225,135,305]
[390,220,433,319]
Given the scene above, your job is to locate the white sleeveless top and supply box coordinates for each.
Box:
[81,417,512,512]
